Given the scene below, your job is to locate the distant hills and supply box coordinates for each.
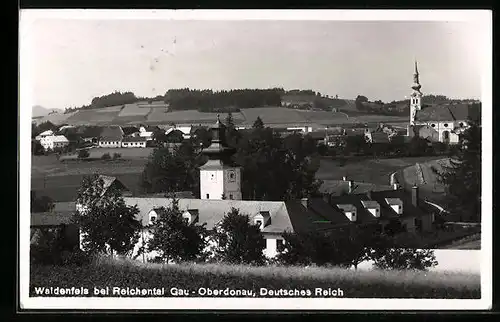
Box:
[32,105,61,118]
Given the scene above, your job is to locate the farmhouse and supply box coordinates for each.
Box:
[35,130,54,141]
[122,136,147,148]
[407,61,479,144]
[99,126,124,148]
[39,135,69,151]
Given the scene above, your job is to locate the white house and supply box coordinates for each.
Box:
[122,136,147,148]
[39,135,69,151]
[139,126,154,141]
[35,129,54,141]
[98,126,124,148]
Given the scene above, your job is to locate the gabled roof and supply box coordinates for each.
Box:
[49,135,69,143]
[123,197,346,234]
[99,126,124,141]
[360,200,380,208]
[122,136,147,142]
[369,190,428,219]
[415,103,475,122]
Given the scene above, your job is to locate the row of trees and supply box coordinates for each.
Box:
[140,115,322,201]
[65,176,437,271]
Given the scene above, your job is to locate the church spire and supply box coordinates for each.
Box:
[412,60,422,93]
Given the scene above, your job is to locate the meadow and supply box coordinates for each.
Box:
[30,256,480,299]
[31,154,441,202]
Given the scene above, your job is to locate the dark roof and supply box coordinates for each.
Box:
[31,212,75,227]
[122,126,140,136]
[284,199,347,233]
[99,126,124,141]
[122,136,147,142]
[328,194,379,224]
[415,103,475,122]
[369,190,428,219]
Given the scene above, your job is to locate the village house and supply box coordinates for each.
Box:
[121,136,147,148]
[98,126,124,148]
[34,129,54,141]
[39,135,70,151]
[407,61,479,144]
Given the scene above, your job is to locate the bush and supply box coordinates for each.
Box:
[112,153,122,160]
[78,149,90,159]
[101,153,111,160]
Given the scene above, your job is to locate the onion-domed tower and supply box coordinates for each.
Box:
[199,115,242,200]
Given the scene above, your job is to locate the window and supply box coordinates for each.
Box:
[459,122,464,128]
[444,123,448,128]
[431,124,436,128]
[206,194,209,199]
[276,239,285,252]
[184,218,189,225]
[255,220,263,228]
[229,194,233,200]
[150,216,156,223]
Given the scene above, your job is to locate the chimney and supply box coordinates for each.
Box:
[348,180,354,194]
[393,183,399,190]
[301,198,308,209]
[342,176,347,181]
[412,185,419,207]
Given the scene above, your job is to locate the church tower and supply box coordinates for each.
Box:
[409,60,423,125]
[199,115,242,200]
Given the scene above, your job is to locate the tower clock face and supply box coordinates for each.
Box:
[228,170,236,182]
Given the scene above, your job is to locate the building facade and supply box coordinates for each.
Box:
[407,61,474,144]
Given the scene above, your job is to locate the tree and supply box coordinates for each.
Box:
[252,116,264,129]
[31,140,44,155]
[355,95,369,110]
[31,191,55,212]
[140,142,203,196]
[146,200,206,263]
[205,208,266,265]
[371,248,438,271]
[433,122,481,222]
[78,149,90,159]
[74,175,142,256]
[408,136,431,157]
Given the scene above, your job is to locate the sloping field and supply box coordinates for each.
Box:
[118,104,152,117]
[94,105,125,113]
[241,107,307,125]
[32,111,76,125]
[66,109,121,125]
[112,115,149,125]
[147,110,245,124]
[296,110,350,124]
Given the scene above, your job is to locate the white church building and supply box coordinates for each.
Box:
[407,61,477,144]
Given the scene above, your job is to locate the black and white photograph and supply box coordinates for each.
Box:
[19,10,492,311]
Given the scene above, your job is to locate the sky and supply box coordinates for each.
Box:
[21,12,489,110]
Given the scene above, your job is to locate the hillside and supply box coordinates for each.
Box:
[32,105,61,118]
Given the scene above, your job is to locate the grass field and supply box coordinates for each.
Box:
[316,156,442,185]
[29,256,480,299]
